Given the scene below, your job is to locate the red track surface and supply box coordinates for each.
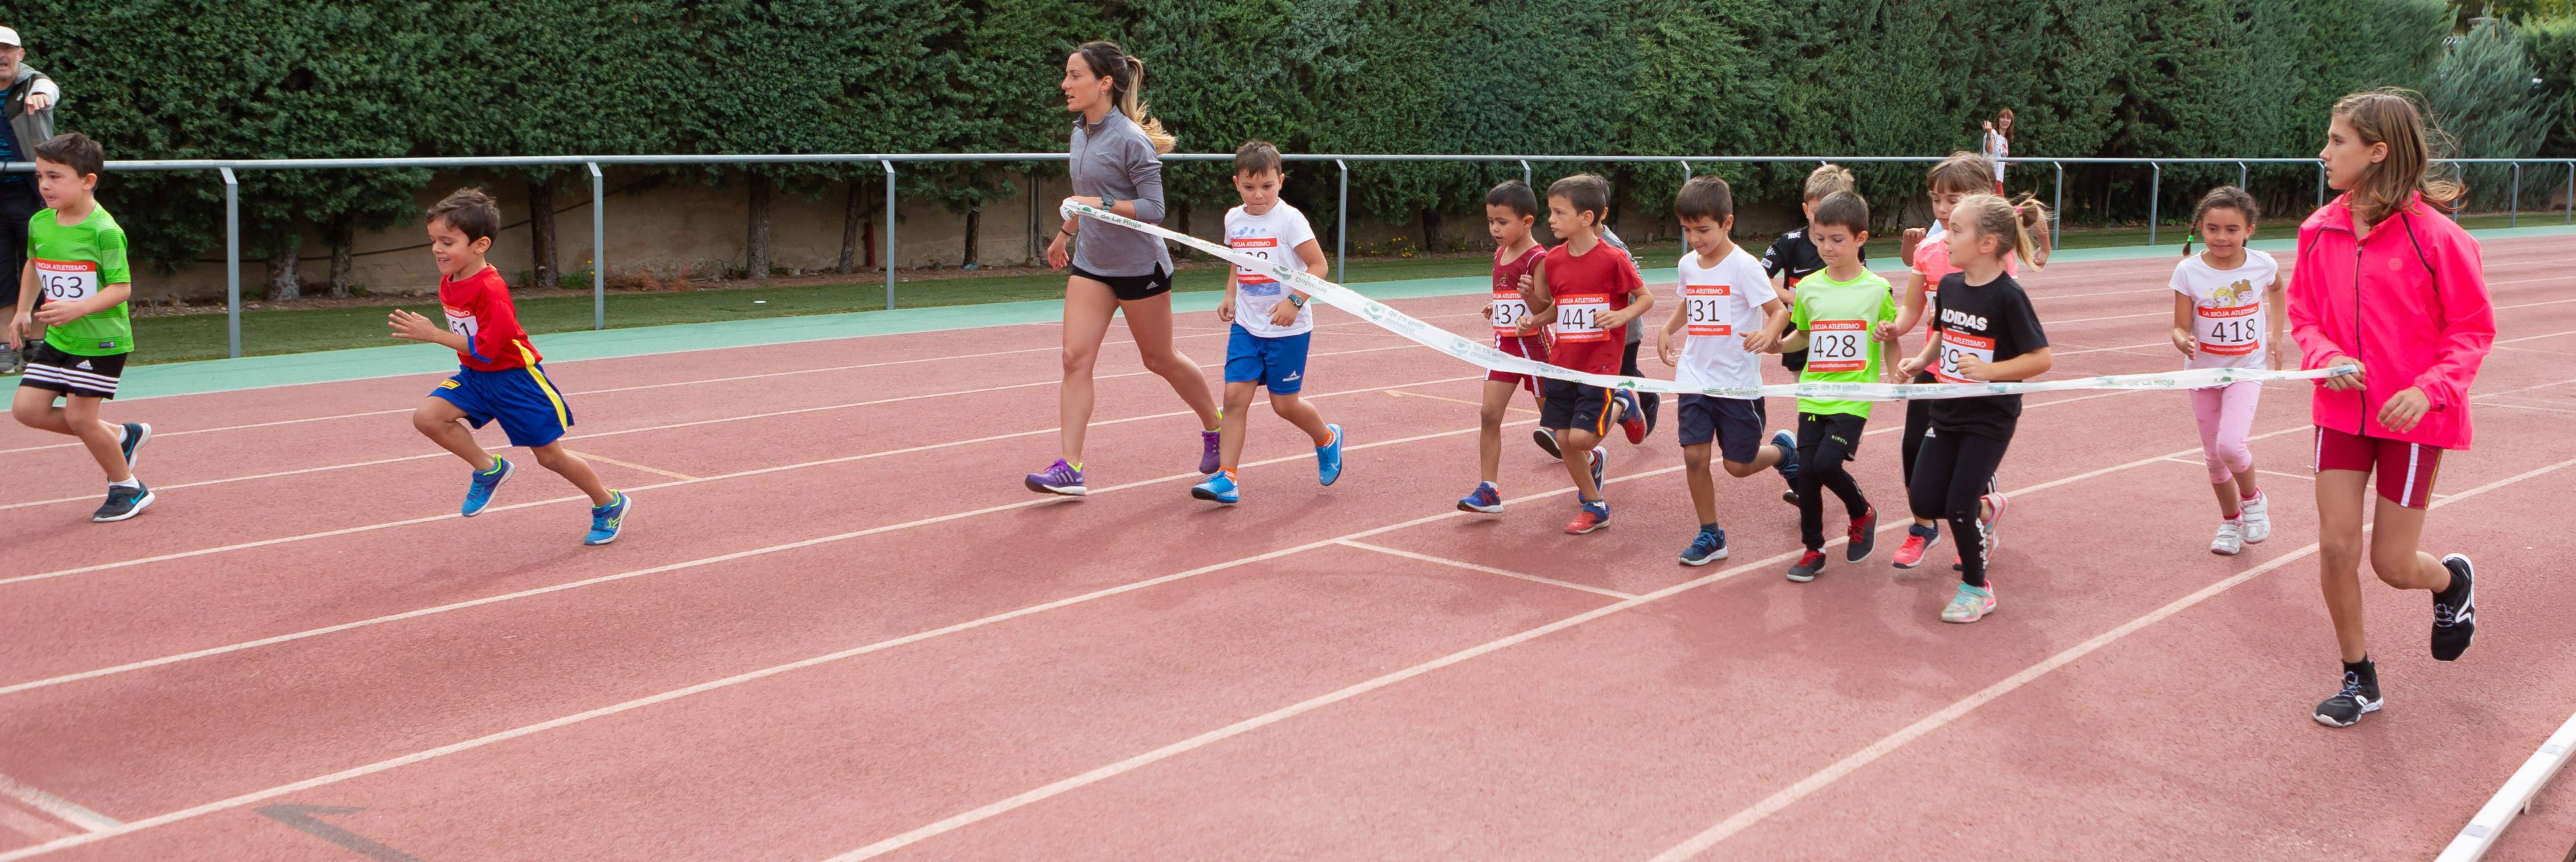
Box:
[2,238,2572,861]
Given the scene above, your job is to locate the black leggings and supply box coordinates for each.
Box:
[1795,413,1871,551]
[1901,371,1995,501]
[1908,427,2012,587]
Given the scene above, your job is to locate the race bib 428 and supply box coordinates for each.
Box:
[1806,319,1870,373]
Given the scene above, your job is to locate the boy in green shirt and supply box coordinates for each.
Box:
[1770,191,1894,581]
[7,133,152,521]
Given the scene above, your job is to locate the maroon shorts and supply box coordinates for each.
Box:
[1487,331,1553,393]
[2314,425,2443,509]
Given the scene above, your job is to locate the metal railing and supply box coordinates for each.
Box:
[9,153,2570,358]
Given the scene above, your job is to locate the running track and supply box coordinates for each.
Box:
[2,237,2573,861]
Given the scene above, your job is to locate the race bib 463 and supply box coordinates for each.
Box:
[34,259,98,303]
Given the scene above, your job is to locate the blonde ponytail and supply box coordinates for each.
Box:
[1121,56,1176,155]
[1954,193,2052,270]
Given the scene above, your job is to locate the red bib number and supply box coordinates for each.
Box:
[1553,295,1611,343]
[1806,319,1870,373]
[1683,284,1732,337]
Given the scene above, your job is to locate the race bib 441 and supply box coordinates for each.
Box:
[1683,284,1733,337]
[1553,295,1611,343]
[1806,319,1870,373]
[34,259,98,303]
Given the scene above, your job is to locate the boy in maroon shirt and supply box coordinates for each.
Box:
[1515,174,1653,534]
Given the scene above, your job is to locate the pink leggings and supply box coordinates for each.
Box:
[2191,381,2261,483]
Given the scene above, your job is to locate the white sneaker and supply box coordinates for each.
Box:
[2240,492,2270,543]
[2210,519,2245,556]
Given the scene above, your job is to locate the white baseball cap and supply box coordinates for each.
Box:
[0,27,19,47]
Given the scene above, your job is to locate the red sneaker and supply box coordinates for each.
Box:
[1615,391,1647,445]
[1846,506,1879,563]
[1891,525,1941,569]
[1787,550,1828,582]
[1564,501,1611,535]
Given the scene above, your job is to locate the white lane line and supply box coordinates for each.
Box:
[1648,457,2576,861]
[1335,540,1639,599]
[0,371,1481,589]
[0,343,1429,512]
[0,774,119,833]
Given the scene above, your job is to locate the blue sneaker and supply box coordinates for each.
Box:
[119,422,152,471]
[1680,527,1728,566]
[1589,445,1608,492]
[1191,471,1240,505]
[1771,429,1801,505]
[584,491,633,545]
[462,457,514,517]
[1316,424,1345,486]
[1457,481,1503,513]
[1024,459,1086,496]
[1613,391,1647,444]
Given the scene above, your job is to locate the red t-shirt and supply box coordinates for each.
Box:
[1541,241,1641,375]
[439,265,541,371]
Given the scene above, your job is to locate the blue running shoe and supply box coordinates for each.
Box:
[1024,459,1086,496]
[1680,527,1728,566]
[119,423,152,471]
[1589,445,1607,492]
[462,457,514,517]
[1457,481,1503,513]
[1191,471,1240,505]
[584,491,633,545]
[1771,429,1801,505]
[1316,424,1345,486]
[1613,391,1647,444]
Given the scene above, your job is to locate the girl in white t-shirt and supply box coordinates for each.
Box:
[2169,186,2287,555]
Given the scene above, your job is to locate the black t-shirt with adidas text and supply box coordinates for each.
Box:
[1927,271,2047,439]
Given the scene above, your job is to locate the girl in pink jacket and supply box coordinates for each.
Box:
[2289,89,2496,729]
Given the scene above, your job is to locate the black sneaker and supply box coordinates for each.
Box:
[119,422,152,471]
[2432,554,2477,661]
[1847,507,1879,563]
[2313,670,2383,727]
[93,483,154,523]
[1787,550,1827,583]
[1531,427,1563,460]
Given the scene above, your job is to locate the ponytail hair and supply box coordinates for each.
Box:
[1075,41,1176,155]
[1953,193,2052,271]
[2332,87,2461,227]
[2180,185,2259,256]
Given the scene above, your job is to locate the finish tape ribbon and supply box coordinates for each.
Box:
[1064,202,2352,400]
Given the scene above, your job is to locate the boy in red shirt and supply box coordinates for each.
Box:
[388,189,631,544]
[1515,174,1653,534]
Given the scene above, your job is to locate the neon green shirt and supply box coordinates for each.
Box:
[27,205,135,357]
[1790,268,1897,417]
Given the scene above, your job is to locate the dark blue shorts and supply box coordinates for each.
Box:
[430,364,576,449]
[1223,325,1312,394]
[1678,394,1766,462]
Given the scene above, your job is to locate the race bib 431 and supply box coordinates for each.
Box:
[1683,284,1733,337]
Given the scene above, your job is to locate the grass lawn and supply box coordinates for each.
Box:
[124,213,2549,365]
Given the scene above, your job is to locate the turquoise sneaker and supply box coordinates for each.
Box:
[585,491,633,545]
[1316,424,1345,486]
[1941,582,1996,623]
[462,457,514,517]
[1191,471,1240,505]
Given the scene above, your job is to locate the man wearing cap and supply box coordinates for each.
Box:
[1,25,62,375]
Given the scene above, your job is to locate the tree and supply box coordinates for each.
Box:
[2427,17,2569,207]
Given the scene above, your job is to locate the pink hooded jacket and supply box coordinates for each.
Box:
[2287,192,2495,450]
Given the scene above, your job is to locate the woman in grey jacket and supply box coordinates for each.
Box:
[2,25,62,376]
[1025,41,1223,496]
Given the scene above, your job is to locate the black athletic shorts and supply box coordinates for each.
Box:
[1071,263,1174,301]
[17,342,130,399]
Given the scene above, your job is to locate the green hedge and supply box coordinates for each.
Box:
[15,0,2525,283]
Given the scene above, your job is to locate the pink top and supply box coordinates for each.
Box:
[2287,193,2495,450]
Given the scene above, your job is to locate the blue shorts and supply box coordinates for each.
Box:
[1223,326,1312,394]
[1678,394,1766,461]
[430,364,577,449]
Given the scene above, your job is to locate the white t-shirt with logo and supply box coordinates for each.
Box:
[2169,251,2280,371]
[1671,247,1779,394]
[1225,202,1320,338]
